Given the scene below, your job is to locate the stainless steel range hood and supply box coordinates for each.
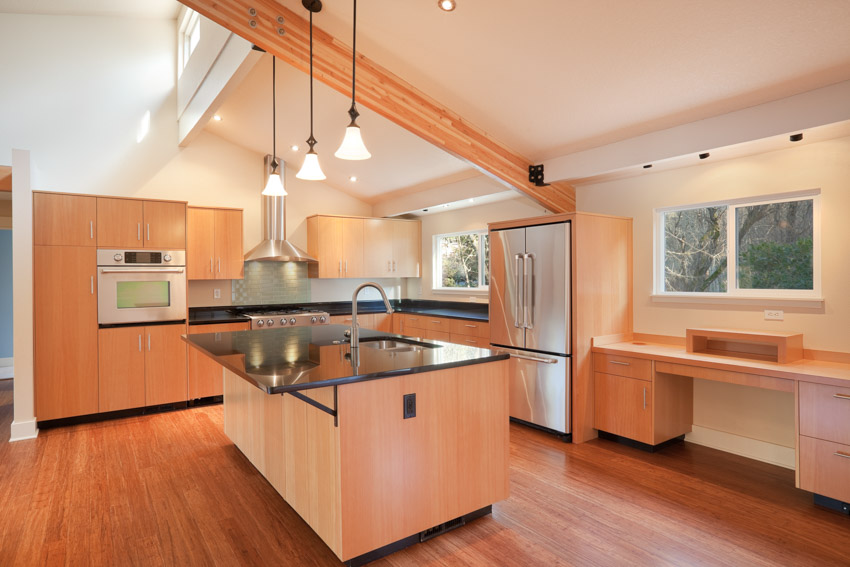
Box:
[244,157,317,263]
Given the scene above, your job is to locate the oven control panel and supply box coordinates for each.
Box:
[97,249,185,267]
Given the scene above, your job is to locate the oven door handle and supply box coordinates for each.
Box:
[99,268,185,274]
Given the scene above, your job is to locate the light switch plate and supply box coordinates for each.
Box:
[764,309,784,321]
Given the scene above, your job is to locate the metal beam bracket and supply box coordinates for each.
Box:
[528,164,549,187]
[286,386,339,426]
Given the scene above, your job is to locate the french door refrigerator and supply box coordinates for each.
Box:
[490,221,571,436]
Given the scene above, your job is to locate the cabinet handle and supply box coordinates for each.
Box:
[90,276,94,295]
[210,258,213,273]
[393,260,396,272]
[138,335,142,352]
[339,260,342,275]
[137,223,141,241]
[431,320,442,324]
[387,260,391,272]
[643,387,647,410]
[465,324,477,328]
[147,334,151,351]
[146,223,150,241]
[465,339,477,344]
[345,260,348,274]
[610,360,631,366]
[834,451,850,460]
[90,221,93,239]
[218,258,221,273]
[833,393,850,401]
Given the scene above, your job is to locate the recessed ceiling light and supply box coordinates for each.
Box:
[643,164,652,169]
[790,133,803,142]
[291,144,299,151]
[349,176,357,182]
[438,0,456,11]
[213,115,222,121]
[699,152,710,160]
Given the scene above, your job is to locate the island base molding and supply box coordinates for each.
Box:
[222,359,510,562]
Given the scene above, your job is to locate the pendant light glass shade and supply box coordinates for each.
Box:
[262,170,287,195]
[296,150,326,180]
[335,124,371,160]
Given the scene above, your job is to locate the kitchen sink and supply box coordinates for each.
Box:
[360,338,440,352]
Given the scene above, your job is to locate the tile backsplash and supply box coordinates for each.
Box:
[231,261,310,305]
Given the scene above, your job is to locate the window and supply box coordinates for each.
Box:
[178,9,201,78]
[655,191,820,299]
[433,230,490,292]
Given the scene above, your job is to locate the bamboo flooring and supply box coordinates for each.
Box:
[0,378,847,566]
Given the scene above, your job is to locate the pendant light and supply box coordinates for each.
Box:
[296,0,327,181]
[262,56,287,195]
[334,0,371,160]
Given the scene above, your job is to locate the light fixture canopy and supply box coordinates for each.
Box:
[262,57,287,196]
[335,0,371,161]
[297,0,327,181]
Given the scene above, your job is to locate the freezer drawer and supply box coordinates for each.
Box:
[501,348,570,434]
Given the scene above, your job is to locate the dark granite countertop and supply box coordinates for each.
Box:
[188,300,489,325]
[183,324,507,395]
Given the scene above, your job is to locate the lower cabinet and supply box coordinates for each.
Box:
[188,322,250,399]
[98,323,187,411]
[798,381,850,503]
[593,372,653,444]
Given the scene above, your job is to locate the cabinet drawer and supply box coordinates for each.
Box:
[421,329,451,342]
[593,353,652,381]
[799,382,850,445]
[449,319,489,338]
[403,313,426,330]
[450,333,490,348]
[799,435,850,503]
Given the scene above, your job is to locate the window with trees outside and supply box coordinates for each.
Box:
[655,191,820,299]
[433,231,490,292]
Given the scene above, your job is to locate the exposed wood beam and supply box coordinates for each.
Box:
[179,0,575,213]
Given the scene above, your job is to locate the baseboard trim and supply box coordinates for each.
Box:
[685,425,795,470]
[9,419,39,442]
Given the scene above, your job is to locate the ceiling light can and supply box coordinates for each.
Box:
[438,0,456,11]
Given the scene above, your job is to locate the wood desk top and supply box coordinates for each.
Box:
[592,340,850,389]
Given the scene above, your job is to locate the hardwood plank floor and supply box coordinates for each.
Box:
[0,378,847,566]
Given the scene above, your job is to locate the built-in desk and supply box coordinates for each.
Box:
[592,333,850,514]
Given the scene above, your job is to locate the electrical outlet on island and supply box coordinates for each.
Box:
[764,309,784,321]
[214,288,221,299]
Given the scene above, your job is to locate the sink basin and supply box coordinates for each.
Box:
[360,339,439,353]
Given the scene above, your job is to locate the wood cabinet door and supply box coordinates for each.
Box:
[593,372,652,444]
[145,324,187,405]
[363,219,393,277]
[316,216,343,278]
[341,218,364,278]
[34,246,99,420]
[392,220,421,277]
[98,327,145,412]
[214,208,244,279]
[96,197,144,248]
[188,322,249,399]
[33,193,97,246]
[187,207,215,280]
[143,201,186,250]
[372,312,393,333]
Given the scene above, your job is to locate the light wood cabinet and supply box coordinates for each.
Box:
[34,245,99,420]
[96,197,186,250]
[798,381,850,503]
[145,324,188,406]
[187,206,243,280]
[401,312,488,347]
[98,327,146,412]
[308,215,420,279]
[593,372,653,444]
[188,322,250,399]
[33,192,96,246]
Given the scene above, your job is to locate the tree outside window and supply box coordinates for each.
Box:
[433,231,489,291]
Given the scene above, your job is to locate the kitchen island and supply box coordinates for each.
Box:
[185,325,510,566]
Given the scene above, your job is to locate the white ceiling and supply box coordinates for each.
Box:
[0,0,179,19]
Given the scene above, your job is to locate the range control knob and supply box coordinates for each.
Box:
[289,318,297,325]
[163,253,172,262]
[266,319,274,327]
[280,318,287,326]
[113,253,123,262]
[310,316,318,324]
[256,319,265,327]
[319,316,326,323]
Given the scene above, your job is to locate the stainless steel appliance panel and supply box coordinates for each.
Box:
[489,227,526,349]
[524,222,570,355]
[501,347,570,434]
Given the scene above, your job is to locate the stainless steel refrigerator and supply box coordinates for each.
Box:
[490,221,571,436]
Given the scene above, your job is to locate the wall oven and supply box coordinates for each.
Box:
[97,249,187,325]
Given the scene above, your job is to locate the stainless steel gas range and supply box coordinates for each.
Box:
[243,308,330,330]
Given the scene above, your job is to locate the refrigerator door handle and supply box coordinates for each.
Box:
[498,350,557,364]
[524,253,534,330]
[514,254,524,328]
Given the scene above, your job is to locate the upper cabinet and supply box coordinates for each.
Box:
[308,215,420,279]
[33,192,97,246]
[187,206,243,280]
[96,197,186,250]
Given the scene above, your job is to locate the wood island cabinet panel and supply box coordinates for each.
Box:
[188,322,250,399]
[392,219,421,277]
[98,326,145,412]
[187,207,215,279]
[33,193,97,246]
[96,197,144,248]
[214,208,243,279]
[593,371,652,445]
[363,219,394,276]
[34,245,99,420]
[145,324,187,406]
[143,201,186,249]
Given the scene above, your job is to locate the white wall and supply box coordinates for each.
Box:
[410,196,548,302]
[578,135,850,467]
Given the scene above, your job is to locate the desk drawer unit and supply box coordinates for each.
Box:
[799,437,850,504]
[799,381,850,504]
[593,353,652,381]
[799,382,850,446]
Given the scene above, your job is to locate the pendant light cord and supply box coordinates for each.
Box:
[352,0,356,108]
[272,56,276,166]
[308,10,316,149]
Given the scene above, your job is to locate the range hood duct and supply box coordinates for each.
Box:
[243,156,317,263]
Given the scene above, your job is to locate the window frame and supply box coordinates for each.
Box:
[432,229,490,294]
[177,9,201,78]
[653,189,822,301]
